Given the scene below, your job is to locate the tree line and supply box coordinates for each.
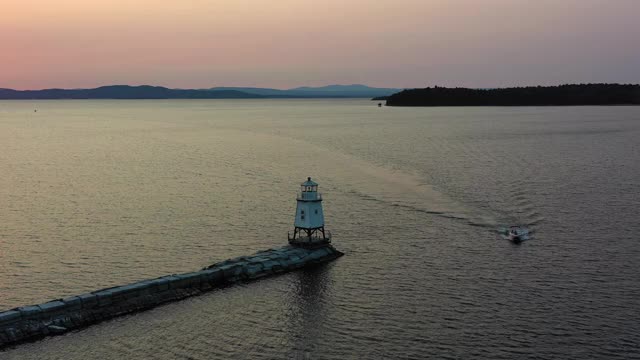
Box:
[385,84,640,106]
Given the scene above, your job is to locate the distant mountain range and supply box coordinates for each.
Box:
[207,84,402,98]
[0,84,401,100]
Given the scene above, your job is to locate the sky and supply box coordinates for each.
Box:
[2,0,639,90]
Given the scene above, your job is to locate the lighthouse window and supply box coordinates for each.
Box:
[315,210,318,214]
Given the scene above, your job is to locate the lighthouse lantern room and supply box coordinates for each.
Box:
[288,177,331,247]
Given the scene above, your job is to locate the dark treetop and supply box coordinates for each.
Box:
[385,84,640,106]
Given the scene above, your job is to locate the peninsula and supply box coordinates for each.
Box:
[385,84,640,106]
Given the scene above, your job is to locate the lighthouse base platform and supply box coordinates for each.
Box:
[288,237,333,249]
[0,244,343,349]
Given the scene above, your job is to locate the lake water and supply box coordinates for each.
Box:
[1,100,639,359]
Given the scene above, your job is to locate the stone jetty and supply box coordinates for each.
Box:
[0,244,343,349]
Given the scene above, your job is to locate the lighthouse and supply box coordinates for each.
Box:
[288,177,331,246]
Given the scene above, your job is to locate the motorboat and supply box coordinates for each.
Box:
[506,226,529,243]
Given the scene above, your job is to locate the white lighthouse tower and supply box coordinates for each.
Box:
[288,177,331,246]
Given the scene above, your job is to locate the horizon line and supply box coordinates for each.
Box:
[3,82,640,92]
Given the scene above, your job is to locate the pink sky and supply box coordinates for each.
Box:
[2,0,639,90]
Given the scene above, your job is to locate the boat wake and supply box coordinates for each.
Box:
[232,130,519,232]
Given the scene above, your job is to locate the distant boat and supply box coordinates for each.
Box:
[506,226,530,244]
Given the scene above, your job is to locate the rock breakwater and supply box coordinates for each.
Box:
[0,244,343,349]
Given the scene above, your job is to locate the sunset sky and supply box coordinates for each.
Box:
[2,0,639,90]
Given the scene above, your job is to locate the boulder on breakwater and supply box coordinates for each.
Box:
[0,244,343,349]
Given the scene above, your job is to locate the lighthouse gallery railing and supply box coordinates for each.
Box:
[296,192,322,201]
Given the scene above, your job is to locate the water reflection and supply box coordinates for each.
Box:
[285,263,334,359]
